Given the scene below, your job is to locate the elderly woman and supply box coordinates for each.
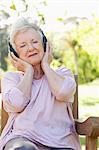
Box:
[0,17,81,150]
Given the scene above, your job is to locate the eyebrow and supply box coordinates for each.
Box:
[17,42,26,46]
[16,38,38,46]
[20,42,26,45]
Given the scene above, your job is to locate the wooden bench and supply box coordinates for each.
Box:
[0,75,99,150]
[74,75,99,150]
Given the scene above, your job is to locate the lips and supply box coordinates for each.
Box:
[28,53,38,57]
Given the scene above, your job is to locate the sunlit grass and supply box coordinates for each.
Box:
[80,136,99,150]
[78,78,99,119]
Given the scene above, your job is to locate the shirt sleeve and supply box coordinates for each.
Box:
[55,67,76,102]
[1,72,30,113]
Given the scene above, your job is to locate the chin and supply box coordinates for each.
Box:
[28,60,41,66]
[23,55,43,66]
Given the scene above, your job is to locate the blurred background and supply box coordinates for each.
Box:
[0,0,99,149]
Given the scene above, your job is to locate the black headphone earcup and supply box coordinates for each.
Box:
[43,35,47,52]
[40,29,47,52]
[8,42,19,58]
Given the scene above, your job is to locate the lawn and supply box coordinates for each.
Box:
[79,78,99,119]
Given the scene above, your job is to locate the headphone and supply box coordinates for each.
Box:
[8,29,47,58]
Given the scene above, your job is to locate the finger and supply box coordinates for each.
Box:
[8,53,15,63]
[10,52,19,61]
[10,59,17,68]
[10,58,16,65]
[8,53,20,69]
[8,53,17,65]
[8,52,13,59]
[47,42,52,54]
[8,53,12,60]
[48,44,52,55]
[46,42,49,54]
[45,42,50,58]
[48,43,53,58]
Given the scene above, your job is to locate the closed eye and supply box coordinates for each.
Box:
[33,41,38,43]
[20,45,26,48]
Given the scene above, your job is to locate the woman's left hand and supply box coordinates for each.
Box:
[41,42,53,69]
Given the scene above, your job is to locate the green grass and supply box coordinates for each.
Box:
[80,136,85,146]
[80,136,99,150]
[78,78,99,119]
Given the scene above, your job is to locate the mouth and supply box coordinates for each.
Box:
[28,53,38,57]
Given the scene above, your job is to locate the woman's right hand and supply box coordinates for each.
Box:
[9,52,33,72]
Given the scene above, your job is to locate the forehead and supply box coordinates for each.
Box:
[15,28,41,43]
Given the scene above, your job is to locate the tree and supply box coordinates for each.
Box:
[56,15,99,83]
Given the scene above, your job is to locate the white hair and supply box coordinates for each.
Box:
[9,17,43,50]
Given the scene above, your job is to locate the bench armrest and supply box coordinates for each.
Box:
[75,117,99,137]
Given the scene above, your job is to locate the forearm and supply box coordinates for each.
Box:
[16,66,34,98]
[2,66,34,113]
[42,64,76,101]
[42,64,65,95]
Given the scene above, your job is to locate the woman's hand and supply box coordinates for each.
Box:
[9,52,33,72]
[41,42,53,69]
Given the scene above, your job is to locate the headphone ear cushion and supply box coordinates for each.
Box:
[8,42,19,58]
[40,29,47,52]
[43,35,47,52]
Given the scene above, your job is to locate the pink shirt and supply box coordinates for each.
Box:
[0,67,81,150]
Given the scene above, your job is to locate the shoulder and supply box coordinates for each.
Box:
[2,71,22,83]
[55,66,73,77]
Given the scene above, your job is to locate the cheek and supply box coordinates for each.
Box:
[19,53,27,61]
[39,42,44,51]
[19,50,27,58]
[40,50,44,58]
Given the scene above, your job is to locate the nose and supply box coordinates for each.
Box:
[28,44,34,51]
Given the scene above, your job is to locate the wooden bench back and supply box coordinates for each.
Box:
[73,74,78,119]
[0,74,78,133]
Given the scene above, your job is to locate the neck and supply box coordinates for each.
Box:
[33,64,44,80]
